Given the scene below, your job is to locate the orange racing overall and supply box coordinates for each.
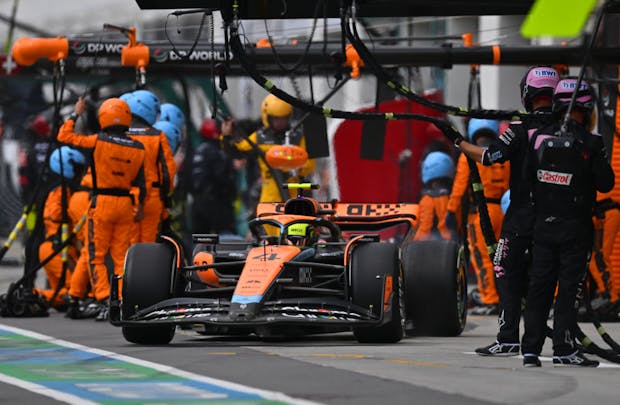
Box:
[414,182,452,241]
[58,120,146,301]
[35,185,77,307]
[67,171,93,300]
[128,123,176,242]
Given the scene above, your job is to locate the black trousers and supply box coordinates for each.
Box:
[521,235,589,356]
[493,233,532,343]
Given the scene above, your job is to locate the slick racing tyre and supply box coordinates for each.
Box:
[122,243,176,345]
[402,240,467,336]
[351,242,404,343]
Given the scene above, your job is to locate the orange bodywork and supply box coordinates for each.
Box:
[258,201,418,221]
[344,235,368,266]
[160,235,182,269]
[194,251,220,286]
[232,245,301,303]
[258,214,317,226]
[257,201,419,246]
[383,275,393,312]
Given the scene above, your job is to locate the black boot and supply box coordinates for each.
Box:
[65,297,81,319]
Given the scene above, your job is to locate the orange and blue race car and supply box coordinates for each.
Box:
[111,184,467,345]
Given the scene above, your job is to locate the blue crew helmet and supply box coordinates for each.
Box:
[49,146,87,179]
[501,190,511,214]
[124,89,161,125]
[421,151,455,184]
[119,92,134,103]
[153,120,182,154]
[467,119,499,143]
[160,103,185,129]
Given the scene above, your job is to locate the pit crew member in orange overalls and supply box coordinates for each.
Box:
[58,97,146,321]
[414,151,455,241]
[221,94,315,202]
[121,90,176,243]
[65,169,100,319]
[590,190,620,309]
[34,146,85,309]
[447,119,510,314]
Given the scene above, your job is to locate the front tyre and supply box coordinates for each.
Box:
[350,243,404,343]
[121,243,176,345]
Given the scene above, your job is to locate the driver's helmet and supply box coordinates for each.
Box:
[286,223,318,247]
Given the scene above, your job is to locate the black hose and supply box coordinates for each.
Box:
[228,28,463,134]
[344,4,549,122]
[585,273,620,353]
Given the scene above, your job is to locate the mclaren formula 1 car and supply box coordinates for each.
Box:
[111,186,467,344]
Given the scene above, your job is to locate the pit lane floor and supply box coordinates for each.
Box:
[1,262,620,405]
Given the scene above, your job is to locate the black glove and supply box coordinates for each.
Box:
[567,123,601,156]
[436,122,465,146]
[580,134,602,157]
[593,198,618,218]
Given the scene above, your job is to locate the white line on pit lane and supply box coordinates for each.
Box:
[0,323,321,405]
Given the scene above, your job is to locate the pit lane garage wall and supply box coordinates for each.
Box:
[327,93,451,203]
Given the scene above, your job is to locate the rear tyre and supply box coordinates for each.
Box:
[122,243,176,345]
[351,243,404,343]
[403,240,467,336]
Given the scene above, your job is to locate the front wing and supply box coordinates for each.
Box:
[110,297,389,327]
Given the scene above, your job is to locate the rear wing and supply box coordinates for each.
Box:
[257,202,418,223]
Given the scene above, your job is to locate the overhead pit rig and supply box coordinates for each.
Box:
[13,39,620,77]
[134,0,619,18]
[8,0,620,78]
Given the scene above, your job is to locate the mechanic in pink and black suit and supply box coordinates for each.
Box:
[521,78,614,368]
